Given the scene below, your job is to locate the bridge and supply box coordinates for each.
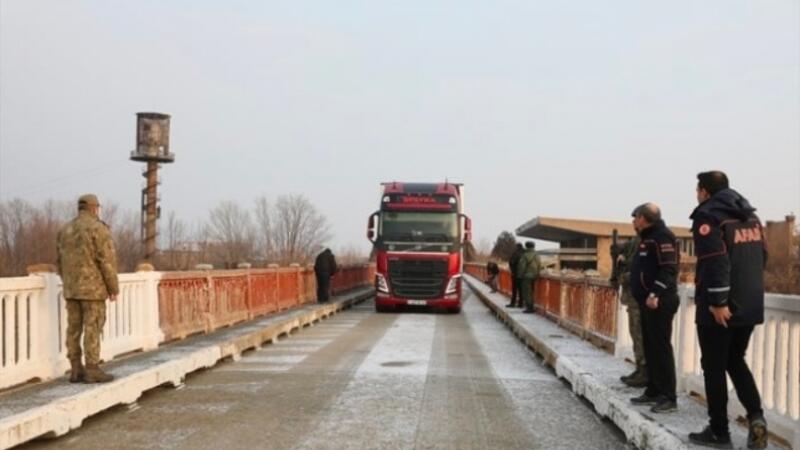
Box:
[0,262,797,449]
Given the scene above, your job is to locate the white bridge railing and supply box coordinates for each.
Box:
[615,286,800,448]
[0,271,162,390]
[0,264,373,393]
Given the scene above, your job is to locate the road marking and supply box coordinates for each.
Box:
[240,354,308,364]
[215,365,294,373]
[283,339,333,345]
[356,314,436,377]
[264,344,325,352]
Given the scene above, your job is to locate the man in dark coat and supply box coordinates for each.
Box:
[314,248,338,303]
[486,261,500,292]
[506,243,524,308]
[688,171,768,449]
[628,203,680,414]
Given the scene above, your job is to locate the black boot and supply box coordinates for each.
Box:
[650,397,677,413]
[688,426,732,449]
[623,369,649,388]
[619,369,638,383]
[747,416,768,449]
[630,393,660,405]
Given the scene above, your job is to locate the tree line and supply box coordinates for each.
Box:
[0,194,364,277]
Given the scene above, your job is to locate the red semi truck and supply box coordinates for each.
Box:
[367,182,471,313]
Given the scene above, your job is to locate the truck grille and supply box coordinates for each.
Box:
[388,259,448,299]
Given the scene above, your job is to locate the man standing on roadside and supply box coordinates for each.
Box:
[628,203,679,414]
[506,243,524,308]
[516,241,541,313]
[56,194,118,383]
[688,171,768,449]
[613,235,648,388]
[314,248,338,303]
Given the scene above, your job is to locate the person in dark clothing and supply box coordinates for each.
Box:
[506,244,524,308]
[627,203,680,414]
[314,248,338,302]
[688,171,768,450]
[486,261,500,292]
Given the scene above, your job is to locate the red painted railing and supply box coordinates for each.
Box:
[465,263,618,351]
[158,264,374,342]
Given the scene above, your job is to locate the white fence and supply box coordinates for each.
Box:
[615,286,800,448]
[0,270,162,391]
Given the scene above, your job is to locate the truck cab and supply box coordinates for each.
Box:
[367,182,471,313]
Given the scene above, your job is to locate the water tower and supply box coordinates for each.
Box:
[130,112,174,262]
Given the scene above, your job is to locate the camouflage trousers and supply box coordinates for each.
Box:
[520,278,534,310]
[66,300,106,365]
[620,288,647,370]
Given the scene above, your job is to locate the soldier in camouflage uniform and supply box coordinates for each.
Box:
[612,236,648,387]
[56,194,119,383]
[517,242,541,314]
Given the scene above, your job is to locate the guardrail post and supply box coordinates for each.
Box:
[289,263,301,306]
[136,263,163,350]
[26,265,64,380]
[557,278,568,324]
[673,287,695,391]
[204,270,215,333]
[582,280,593,334]
[613,285,632,359]
[267,264,280,310]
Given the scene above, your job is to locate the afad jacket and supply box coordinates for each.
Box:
[690,189,766,327]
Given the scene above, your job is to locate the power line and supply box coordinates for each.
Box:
[2,159,125,199]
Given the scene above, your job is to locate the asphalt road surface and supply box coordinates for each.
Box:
[21,291,627,450]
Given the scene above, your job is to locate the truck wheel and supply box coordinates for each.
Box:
[448,306,461,314]
[375,304,390,313]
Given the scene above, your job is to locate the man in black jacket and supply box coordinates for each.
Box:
[314,248,338,303]
[506,243,524,307]
[628,203,680,414]
[688,171,767,449]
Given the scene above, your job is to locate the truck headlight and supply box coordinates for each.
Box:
[376,274,390,293]
[445,275,461,294]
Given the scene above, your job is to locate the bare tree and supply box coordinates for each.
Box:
[204,200,256,268]
[0,199,74,276]
[490,231,518,260]
[111,210,142,272]
[158,211,194,270]
[270,194,331,265]
[253,196,273,264]
[470,237,493,262]
[335,244,368,266]
[0,199,37,276]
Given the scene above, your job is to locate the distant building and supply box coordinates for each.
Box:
[764,214,797,269]
[515,216,695,277]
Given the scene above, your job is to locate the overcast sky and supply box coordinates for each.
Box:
[1,1,798,254]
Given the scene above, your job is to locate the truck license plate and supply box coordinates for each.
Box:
[407,300,427,306]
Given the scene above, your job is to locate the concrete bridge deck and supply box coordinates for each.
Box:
[9,290,626,450]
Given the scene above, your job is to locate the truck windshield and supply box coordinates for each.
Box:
[380,212,458,244]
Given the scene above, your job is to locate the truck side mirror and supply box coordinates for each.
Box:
[461,215,472,242]
[367,212,378,243]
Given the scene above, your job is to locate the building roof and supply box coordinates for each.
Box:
[516,216,692,242]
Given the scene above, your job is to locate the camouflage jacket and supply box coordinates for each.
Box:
[617,236,641,287]
[56,211,119,300]
[516,249,541,279]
